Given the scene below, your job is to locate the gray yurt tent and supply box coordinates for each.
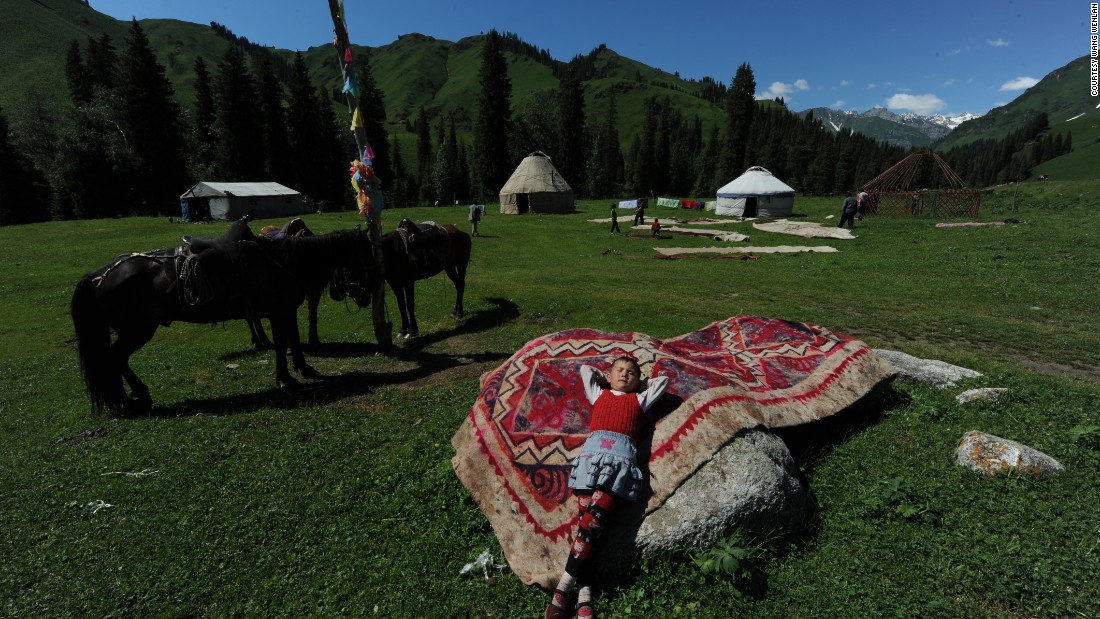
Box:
[715,166,796,218]
[179,182,311,221]
[499,151,574,214]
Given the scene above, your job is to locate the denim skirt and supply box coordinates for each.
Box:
[568,430,644,502]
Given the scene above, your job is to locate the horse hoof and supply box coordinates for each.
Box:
[397,331,408,338]
[278,377,302,390]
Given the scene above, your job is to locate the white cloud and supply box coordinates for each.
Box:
[987,38,1010,47]
[840,79,852,87]
[947,48,962,56]
[943,79,957,86]
[757,79,810,100]
[866,83,877,90]
[831,100,845,108]
[885,93,948,115]
[1000,76,1039,91]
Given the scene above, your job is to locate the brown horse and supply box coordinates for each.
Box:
[331,218,471,339]
[70,226,377,414]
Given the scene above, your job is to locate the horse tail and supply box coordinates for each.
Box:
[70,273,117,414]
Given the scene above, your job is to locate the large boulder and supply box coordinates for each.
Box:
[586,429,803,582]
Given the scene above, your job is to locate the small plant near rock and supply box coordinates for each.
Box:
[1068,424,1100,451]
[861,476,943,526]
[691,529,762,588]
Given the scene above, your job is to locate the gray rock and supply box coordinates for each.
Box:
[956,430,1064,478]
[873,349,982,388]
[593,429,804,581]
[956,387,1008,404]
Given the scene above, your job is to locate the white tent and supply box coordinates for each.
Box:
[180,182,311,221]
[499,152,574,214]
[715,166,796,217]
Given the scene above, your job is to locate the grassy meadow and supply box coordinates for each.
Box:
[2,181,1099,617]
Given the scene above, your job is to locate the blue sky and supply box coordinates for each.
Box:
[96,0,1088,117]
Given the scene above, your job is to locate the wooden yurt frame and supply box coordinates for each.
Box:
[861,152,980,219]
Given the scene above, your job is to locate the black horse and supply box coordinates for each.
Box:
[332,218,471,339]
[246,218,330,349]
[70,225,377,414]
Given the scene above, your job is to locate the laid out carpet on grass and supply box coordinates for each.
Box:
[451,315,896,588]
[752,219,857,239]
[654,245,837,256]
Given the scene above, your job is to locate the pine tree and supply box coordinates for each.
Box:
[354,51,394,190]
[691,125,720,197]
[473,30,512,200]
[718,63,756,181]
[213,45,263,181]
[64,41,92,105]
[86,33,118,92]
[253,56,293,184]
[414,110,432,203]
[556,65,586,194]
[286,52,324,201]
[314,86,350,209]
[191,56,217,177]
[118,18,190,214]
[432,116,460,203]
[0,104,52,225]
[588,91,622,198]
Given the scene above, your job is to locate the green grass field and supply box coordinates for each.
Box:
[2,181,1099,617]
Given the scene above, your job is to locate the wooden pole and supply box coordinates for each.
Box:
[327,0,393,353]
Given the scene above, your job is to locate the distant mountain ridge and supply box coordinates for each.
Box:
[796,107,981,149]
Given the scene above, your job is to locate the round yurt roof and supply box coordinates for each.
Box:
[500,151,573,194]
[716,166,796,197]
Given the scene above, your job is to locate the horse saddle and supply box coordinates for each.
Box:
[260,218,309,240]
[398,222,450,277]
[175,219,260,307]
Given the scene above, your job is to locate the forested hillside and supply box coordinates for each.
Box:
[0,0,1090,224]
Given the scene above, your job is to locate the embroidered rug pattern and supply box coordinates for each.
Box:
[451,316,896,588]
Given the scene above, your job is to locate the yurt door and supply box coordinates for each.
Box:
[744,197,758,217]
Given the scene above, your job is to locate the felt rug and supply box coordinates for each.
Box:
[654,245,837,256]
[753,220,856,239]
[935,221,1006,228]
[451,316,896,588]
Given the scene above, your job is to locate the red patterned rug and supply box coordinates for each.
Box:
[451,316,896,588]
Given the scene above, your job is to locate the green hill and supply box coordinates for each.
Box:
[1,0,1091,182]
[936,55,1095,151]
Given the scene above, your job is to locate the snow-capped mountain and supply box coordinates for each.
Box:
[797,107,983,149]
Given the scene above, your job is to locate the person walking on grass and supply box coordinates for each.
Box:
[544,357,670,619]
[609,204,621,234]
[651,218,661,238]
[468,203,484,237]
[838,192,858,230]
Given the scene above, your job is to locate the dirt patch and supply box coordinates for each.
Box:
[846,327,1100,384]
[1009,356,1100,383]
[397,357,498,390]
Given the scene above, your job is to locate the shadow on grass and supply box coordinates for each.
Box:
[149,297,520,418]
[770,378,905,548]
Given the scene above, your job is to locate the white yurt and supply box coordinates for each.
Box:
[715,166,796,217]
